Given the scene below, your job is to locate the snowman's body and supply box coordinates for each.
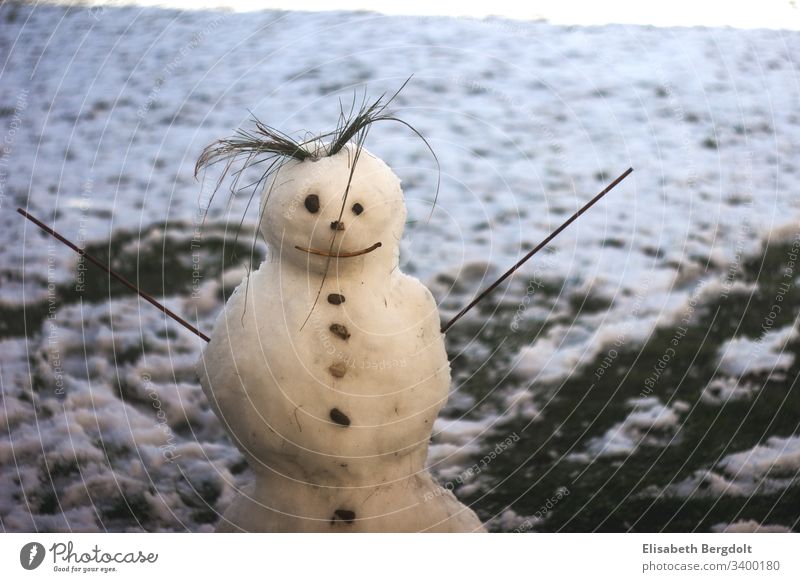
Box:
[198,146,483,532]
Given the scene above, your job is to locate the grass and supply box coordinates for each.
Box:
[100,491,153,525]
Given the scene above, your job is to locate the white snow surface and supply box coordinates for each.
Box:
[1,3,799,531]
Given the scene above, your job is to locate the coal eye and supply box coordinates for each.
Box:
[351,202,364,215]
[304,194,320,213]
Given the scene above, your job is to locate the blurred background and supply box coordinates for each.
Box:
[1,0,799,532]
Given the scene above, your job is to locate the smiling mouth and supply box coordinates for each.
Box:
[294,242,382,258]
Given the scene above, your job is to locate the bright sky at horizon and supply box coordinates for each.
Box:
[45,0,800,30]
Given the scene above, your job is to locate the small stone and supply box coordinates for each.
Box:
[328,362,347,378]
[329,323,350,340]
[332,509,356,524]
[327,293,345,305]
[329,408,350,426]
[304,194,320,213]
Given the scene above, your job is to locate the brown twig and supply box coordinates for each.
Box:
[441,168,634,333]
[17,208,210,342]
[294,242,382,258]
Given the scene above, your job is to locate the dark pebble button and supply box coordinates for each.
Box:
[330,408,350,426]
[328,362,347,378]
[327,293,345,305]
[329,323,350,340]
[304,194,320,213]
[332,509,356,524]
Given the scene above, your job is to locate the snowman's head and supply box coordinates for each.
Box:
[196,81,438,276]
[259,144,406,275]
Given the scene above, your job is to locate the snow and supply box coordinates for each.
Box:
[699,323,799,404]
[719,435,800,484]
[651,435,800,499]
[515,324,604,385]
[42,0,800,30]
[491,508,542,533]
[579,397,684,459]
[700,376,761,405]
[711,520,791,533]
[428,416,497,475]
[1,2,799,531]
[514,277,716,387]
[717,324,799,378]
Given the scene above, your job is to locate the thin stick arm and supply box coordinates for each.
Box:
[17,208,210,342]
[441,168,633,333]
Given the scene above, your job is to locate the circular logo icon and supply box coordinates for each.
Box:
[20,542,46,570]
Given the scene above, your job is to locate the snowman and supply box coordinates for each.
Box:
[196,120,485,532]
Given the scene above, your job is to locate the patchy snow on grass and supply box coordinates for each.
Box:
[700,376,761,405]
[719,435,800,484]
[717,324,799,378]
[711,520,791,533]
[513,276,719,387]
[514,324,602,385]
[651,435,800,499]
[428,416,497,475]
[489,508,543,533]
[579,397,684,459]
[2,1,800,531]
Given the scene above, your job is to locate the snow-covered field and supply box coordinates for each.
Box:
[1,2,799,532]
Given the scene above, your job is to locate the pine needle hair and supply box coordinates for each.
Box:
[195,77,440,326]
